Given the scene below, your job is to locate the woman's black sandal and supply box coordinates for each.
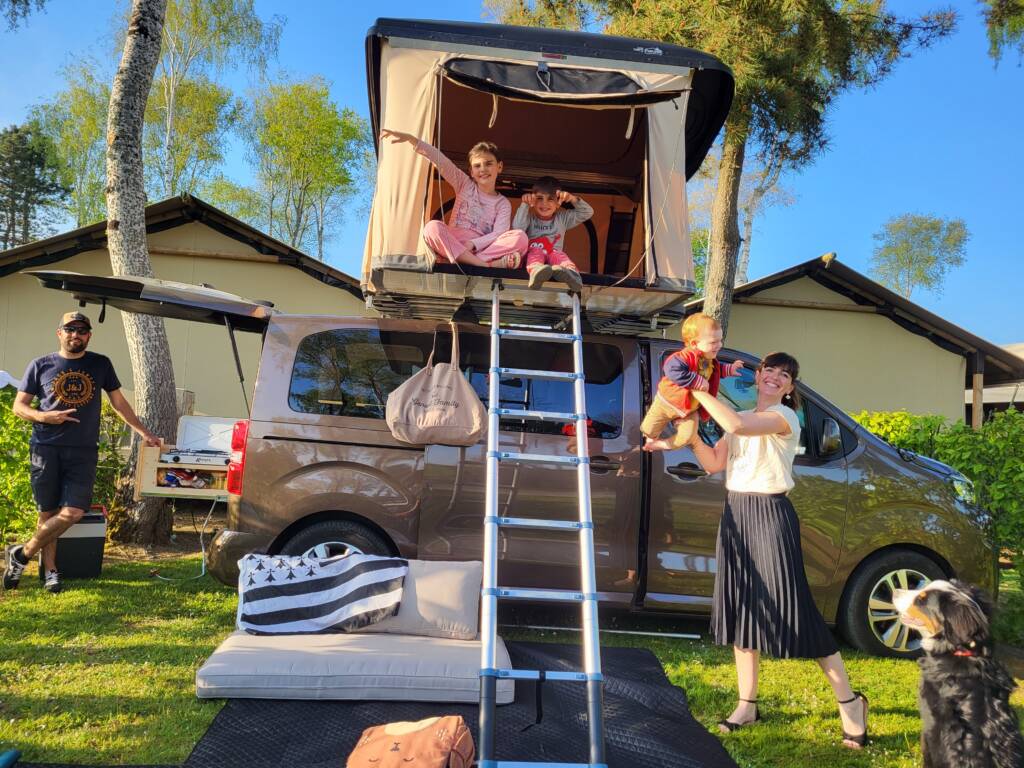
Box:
[838,691,869,749]
[717,698,761,733]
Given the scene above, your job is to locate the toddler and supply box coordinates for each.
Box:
[641,313,744,452]
[513,176,592,291]
[380,129,527,268]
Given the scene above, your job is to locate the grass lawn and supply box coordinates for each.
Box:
[1,551,1022,767]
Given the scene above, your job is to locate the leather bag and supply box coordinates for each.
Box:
[346,715,474,768]
[385,323,486,445]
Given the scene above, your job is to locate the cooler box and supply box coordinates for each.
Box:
[38,507,107,579]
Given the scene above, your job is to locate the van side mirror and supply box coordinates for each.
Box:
[820,417,843,457]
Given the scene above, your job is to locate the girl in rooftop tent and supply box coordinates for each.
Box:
[380,129,528,269]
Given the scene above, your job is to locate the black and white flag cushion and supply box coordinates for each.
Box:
[236,552,408,634]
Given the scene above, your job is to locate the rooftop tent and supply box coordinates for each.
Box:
[362,19,733,331]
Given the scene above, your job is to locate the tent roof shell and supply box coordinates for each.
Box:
[365,17,734,180]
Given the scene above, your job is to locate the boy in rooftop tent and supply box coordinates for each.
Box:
[380,129,527,269]
[513,176,592,292]
[641,312,744,452]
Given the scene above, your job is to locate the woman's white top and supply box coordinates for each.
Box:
[724,404,801,494]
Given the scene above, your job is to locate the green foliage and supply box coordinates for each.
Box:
[981,0,1024,64]
[0,0,45,30]
[870,213,969,298]
[0,387,129,540]
[0,387,34,538]
[0,122,68,249]
[31,61,110,227]
[212,78,372,258]
[145,75,240,196]
[851,409,1024,567]
[691,227,708,296]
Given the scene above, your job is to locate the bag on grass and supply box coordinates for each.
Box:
[346,715,474,768]
[385,322,486,446]
[236,552,408,635]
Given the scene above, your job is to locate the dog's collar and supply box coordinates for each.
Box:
[952,648,976,657]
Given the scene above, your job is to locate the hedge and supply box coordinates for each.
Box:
[0,387,128,539]
[850,408,1024,568]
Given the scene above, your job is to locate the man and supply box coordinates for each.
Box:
[3,312,161,593]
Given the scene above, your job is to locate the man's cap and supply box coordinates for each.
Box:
[60,311,92,329]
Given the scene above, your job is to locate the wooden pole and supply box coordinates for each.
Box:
[971,352,985,430]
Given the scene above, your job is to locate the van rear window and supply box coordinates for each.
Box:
[288,328,623,438]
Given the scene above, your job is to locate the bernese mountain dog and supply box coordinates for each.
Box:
[893,579,1023,768]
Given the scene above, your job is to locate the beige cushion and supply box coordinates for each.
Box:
[196,630,514,704]
[358,559,482,640]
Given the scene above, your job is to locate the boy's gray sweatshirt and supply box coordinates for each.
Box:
[513,197,594,248]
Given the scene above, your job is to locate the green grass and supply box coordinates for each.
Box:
[2,557,1022,766]
[0,555,237,765]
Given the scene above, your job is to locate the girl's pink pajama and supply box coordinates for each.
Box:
[423,221,528,264]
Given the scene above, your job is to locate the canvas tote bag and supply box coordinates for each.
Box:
[385,322,486,445]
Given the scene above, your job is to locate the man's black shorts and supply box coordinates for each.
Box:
[29,445,99,511]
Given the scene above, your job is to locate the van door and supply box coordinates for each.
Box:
[26,270,274,332]
[643,341,731,611]
[644,344,850,613]
[419,333,642,601]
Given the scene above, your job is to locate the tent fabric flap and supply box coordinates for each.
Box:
[644,93,694,289]
[362,45,443,285]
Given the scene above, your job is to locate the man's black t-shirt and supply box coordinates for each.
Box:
[20,352,122,447]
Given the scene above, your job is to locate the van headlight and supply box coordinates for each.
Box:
[950,473,975,505]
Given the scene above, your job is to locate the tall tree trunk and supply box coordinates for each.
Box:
[704,124,747,334]
[105,0,177,546]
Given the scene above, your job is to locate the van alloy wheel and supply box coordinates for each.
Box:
[866,566,932,653]
[280,519,393,561]
[304,541,365,559]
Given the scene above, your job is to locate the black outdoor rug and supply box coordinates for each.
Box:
[182,641,738,768]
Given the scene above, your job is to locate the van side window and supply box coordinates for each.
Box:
[289,329,623,439]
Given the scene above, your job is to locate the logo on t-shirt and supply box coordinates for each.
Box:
[51,370,96,407]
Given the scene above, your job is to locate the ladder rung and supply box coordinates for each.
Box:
[484,668,593,682]
[495,367,580,382]
[486,587,596,602]
[488,517,588,531]
[494,408,577,422]
[496,329,579,343]
[491,451,583,465]
[480,762,608,768]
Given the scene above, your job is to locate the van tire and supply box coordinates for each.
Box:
[838,549,946,658]
[279,519,393,559]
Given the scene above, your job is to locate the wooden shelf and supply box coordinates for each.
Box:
[135,445,229,502]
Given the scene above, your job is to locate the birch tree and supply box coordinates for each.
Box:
[106,0,177,545]
[150,0,280,196]
[870,214,969,298]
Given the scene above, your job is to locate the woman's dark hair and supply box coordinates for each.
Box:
[758,351,801,410]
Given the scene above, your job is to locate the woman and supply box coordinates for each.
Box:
[688,352,868,749]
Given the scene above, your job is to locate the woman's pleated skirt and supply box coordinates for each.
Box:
[711,491,838,659]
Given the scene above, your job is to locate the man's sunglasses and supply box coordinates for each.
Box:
[60,325,91,335]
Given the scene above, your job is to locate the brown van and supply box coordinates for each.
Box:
[29,270,995,663]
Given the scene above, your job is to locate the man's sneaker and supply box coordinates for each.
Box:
[553,264,583,293]
[3,545,28,590]
[44,569,62,594]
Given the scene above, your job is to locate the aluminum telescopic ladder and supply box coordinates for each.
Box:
[478,283,606,768]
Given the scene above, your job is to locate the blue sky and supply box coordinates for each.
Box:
[1,1,1020,344]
